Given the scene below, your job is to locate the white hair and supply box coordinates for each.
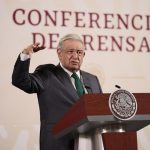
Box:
[57,34,84,49]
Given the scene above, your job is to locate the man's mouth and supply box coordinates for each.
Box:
[71,60,79,63]
[71,61,79,65]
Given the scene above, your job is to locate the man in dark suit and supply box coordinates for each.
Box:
[12,34,102,150]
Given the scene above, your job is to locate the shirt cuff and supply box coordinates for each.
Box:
[20,53,30,61]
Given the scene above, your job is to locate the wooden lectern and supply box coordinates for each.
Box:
[52,93,150,150]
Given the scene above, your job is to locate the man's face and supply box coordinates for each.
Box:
[57,39,85,72]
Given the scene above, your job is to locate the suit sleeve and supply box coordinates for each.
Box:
[95,76,103,93]
[12,55,44,93]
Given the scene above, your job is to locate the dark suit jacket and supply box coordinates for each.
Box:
[12,55,102,150]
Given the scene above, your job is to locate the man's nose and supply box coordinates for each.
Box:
[72,51,79,58]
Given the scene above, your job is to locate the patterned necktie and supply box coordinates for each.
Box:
[71,72,85,97]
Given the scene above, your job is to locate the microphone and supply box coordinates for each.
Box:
[115,85,121,89]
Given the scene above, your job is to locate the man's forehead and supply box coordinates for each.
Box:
[62,39,84,49]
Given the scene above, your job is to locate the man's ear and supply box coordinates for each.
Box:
[57,49,62,57]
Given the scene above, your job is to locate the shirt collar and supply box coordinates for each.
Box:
[60,63,81,78]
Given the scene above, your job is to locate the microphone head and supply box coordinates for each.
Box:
[115,85,121,89]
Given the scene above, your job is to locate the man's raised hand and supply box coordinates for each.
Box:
[22,43,46,56]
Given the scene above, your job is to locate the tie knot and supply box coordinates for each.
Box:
[71,72,79,79]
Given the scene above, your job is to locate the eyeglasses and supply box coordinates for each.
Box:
[63,49,85,56]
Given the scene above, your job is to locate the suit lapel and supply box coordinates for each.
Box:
[54,65,79,101]
[54,65,93,100]
[81,71,93,94]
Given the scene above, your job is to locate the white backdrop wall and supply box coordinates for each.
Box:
[0,0,150,150]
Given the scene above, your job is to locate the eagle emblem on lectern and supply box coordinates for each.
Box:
[109,89,137,120]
